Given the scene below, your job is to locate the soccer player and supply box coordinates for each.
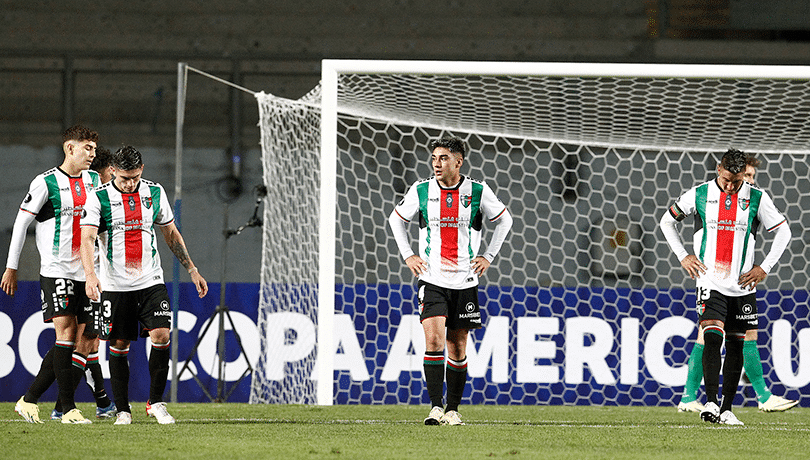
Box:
[388,137,512,426]
[3,125,101,424]
[660,148,791,425]
[676,155,798,413]
[51,146,117,420]
[80,146,208,425]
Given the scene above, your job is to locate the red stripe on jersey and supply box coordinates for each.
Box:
[715,192,737,276]
[69,177,86,257]
[440,189,459,267]
[122,193,143,272]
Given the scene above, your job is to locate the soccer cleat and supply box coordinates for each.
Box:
[96,402,117,419]
[700,401,720,423]
[14,396,43,424]
[61,408,92,424]
[719,410,744,426]
[51,409,63,420]
[114,411,132,425]
[146,401,176,424]
[440,410,465,426]
[677,400,704,413]
[424,406,444,426]
[758,395,799,412]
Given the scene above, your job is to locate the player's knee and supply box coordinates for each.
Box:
[150,328,171,344]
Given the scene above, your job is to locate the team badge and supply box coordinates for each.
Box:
[445,192,454,208]
[128,195,136,211]
[739,198,750,211]
[142,196,153,209]
[460,194,471,208]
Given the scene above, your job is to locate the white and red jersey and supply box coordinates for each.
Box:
[668,179,787,296]
[391,175,510,289]
[17,167,100,280]
[81,179,174,291]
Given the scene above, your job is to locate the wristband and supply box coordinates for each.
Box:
[188,267,198,274]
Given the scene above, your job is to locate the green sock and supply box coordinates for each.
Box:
[681,343,704,403]
[743,340,771,403]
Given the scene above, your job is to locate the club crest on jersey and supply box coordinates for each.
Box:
[460,194,471,208]
[445,192,453,208]
[739,197,750,211]
[142,196,152,209]
[127,195,136,211]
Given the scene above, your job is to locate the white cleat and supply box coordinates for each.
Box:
[146,401,176,424]
[61,408,92,424]
[440,410,465,426]
[424,406,444,426]
[758,394,799,412]
[677,400,704,413]
[700,401,720,423]
[14,396,43,424]
[114,411,132,425]
[719,410,744,426]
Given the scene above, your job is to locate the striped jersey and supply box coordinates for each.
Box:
[393,176,508,289]
[81,179,174,291]
[668,179,787,297]
[19,167,101,280]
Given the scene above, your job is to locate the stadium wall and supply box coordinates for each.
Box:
[2,281,807,406]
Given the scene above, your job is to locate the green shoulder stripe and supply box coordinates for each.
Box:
[43,173,61,256]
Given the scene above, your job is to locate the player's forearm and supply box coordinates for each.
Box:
[760,222,791,273]
[659,212,689,261]
[482,210,513,262]
[80,228,98,276]
[165,229,195,271]
[5,210,35,270]
[388,211,415,260]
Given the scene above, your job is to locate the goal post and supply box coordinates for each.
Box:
[254,60,810,407]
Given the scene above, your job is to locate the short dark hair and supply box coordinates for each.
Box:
[113,145,143,171]
[720,148,747,175]
[428,137,466,159]
[62,125,98,144]
[90,146,113,172]
[746,154,761,169]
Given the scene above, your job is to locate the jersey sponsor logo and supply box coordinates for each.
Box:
[74,181,82,197]
[160,300,170,311]
[445,192,453,208]
[153,311,172,317]
[127,195,136,211]
[741,303,754,315]
[23,193,32,203]
[465,302,475,313]
[724,195,733,210]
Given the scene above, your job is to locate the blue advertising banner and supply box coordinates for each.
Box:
[2,282,808,406]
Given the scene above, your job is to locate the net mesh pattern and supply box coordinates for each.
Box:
[252,68,810,406]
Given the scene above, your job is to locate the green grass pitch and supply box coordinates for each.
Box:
[2,403,808,459]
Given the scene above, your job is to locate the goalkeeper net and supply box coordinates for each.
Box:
[252,61,810,406]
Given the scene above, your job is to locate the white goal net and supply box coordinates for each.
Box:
[252,61,810,406]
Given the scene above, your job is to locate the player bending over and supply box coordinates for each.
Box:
[660,148,791,425]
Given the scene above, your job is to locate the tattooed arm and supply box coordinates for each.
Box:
[160,222,208,298]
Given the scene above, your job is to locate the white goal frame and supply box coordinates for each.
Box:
[317,59,810,405]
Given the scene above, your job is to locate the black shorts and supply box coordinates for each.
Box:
[99,284,172,341]
[417,280,482,330]
[40,276,92,325]
[697,287,758,333]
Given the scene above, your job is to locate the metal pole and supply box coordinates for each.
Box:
[171,62,187,404]
[217,205,229,401]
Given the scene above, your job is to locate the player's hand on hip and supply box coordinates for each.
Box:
[1,268,18,296]
[739,265,766,291]
[472,256,490,276]
[680,255,706,279]
[405,255,427,277]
